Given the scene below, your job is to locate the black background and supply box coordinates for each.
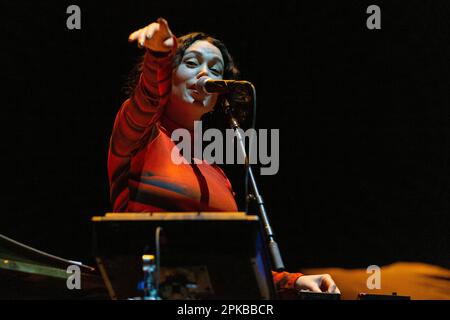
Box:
[1,1,448,270]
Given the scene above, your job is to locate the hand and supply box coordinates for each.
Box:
[295,274,341,294]
[128,17,174,52]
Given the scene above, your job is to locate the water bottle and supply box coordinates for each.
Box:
[140,254,160,300]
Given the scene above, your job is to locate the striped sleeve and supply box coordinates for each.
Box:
[108,39,177,212]
[110,44,176,158]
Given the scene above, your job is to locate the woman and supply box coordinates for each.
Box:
[109,17,340,295]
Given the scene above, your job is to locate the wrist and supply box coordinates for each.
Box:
[147,48,172,57]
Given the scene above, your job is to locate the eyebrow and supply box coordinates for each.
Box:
[184,50,224,66]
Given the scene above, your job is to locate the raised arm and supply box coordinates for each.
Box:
[109,18,176,158]
[108,18,176,212]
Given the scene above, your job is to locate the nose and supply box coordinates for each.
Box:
[196,65,210,79]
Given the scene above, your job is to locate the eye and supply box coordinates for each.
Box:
[185,60,198,67]
[210,68,222,76]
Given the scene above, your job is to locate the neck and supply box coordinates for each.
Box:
[160,114,194,135]
[164,101,209,131]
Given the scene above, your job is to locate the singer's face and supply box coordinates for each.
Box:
[168,40,224,126]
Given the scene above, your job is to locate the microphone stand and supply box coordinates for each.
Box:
[223,85,285,272]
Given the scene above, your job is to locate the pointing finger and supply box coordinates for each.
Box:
[128,29,142,42]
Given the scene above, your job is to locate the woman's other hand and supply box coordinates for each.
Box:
[128,17,174,52]
[295,274,341,294]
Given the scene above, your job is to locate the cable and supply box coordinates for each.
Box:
[245,82,257,214]
[155,226,163,298]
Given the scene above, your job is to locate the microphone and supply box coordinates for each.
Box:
[196,76,249,94]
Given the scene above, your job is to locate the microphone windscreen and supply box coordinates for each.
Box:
[196,76,211,93]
